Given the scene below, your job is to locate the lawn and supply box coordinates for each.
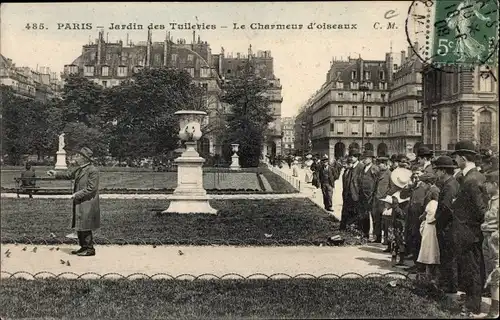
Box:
[1,166,297,193]
[0,278,461,319]
[1,198,357,246]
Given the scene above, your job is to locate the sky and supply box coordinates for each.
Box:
[1,1,413,117]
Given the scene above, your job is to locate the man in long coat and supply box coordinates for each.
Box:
[451,140,487,315]
[434,155,460,293]
[318,155,341,212]
[359,150,379,239]
[340,148,364,231]
[372,156,391,243]
[48,147,100,257]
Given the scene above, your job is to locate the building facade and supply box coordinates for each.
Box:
[422,64,498,151]
[388,46,423,155]
[303,55,393,159]
[294,102,313,157]
[1,55,62,101]
[62,30,282,158]
[281,116,295,154]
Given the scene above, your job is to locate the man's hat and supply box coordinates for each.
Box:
[76,147,94,162]
[362,150,375,158]
[417,146,433,157]
[451,140,477,155]
[397,153,409,163]
[390,167,413,189]
[321,154,329,161]
[377,156,389,163]
[433,155,456,169]
[419,172,437,184]
[390,154,398,162]
[349,148,361,157]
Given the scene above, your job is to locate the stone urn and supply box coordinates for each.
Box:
[230,143,241,171]
[163,110,217,214]
[231,143,239,155]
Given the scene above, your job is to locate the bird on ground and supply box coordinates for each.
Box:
[4,249,10,255]
[22,247,27,251]
[32,247,37,253]
[178,250,184,256]
[49,247,54,251]
[66,261,71,266]
[264,233,273,238]
[60,259,66,264]
[6,252,11,258]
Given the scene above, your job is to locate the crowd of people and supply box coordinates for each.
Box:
[287,141,498,318]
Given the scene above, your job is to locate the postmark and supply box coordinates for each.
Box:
[405,0,499,73]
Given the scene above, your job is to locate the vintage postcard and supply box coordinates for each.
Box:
[1,1,498,319]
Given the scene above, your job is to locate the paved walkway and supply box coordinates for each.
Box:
[1,193,308,200]
[1,243,406,279]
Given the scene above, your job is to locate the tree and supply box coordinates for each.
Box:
[106,67,206,161]
[220,61,274,167]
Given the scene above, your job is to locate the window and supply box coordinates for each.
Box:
[200,67,210,78]
[352,93,358,100]
[351,71,357,80]
[69,65,78,74]
[380,106,386,117]
[102,80,108,88]
[101,66,109,77]
[379,83,385,90]
[379,123,388,134]
[338,105,343,116]
[366,93,372,100]
[352,106,358,116]
[416,121,422,133]
[337,81,344,89]
[337,122,344,133]
[351,123,359,134]
[336,71,342,79]
[351,82,359,90]
[364,71,371,80]
[338,92,343,99]
[366,106,372,116]
[366,123,373,133]
[417,101,422,111]
[202,83,208,90]
[187,54,194,62]
[381,93,386,101]
[330,122,334,132]
[171,54,178,63]
[186,68,194,77]
[117,66,128,77]
[379,71,385,80]
[154,54,161,65]
[479,70,493,92]
[83,66,94,76]
[227,69,231,74]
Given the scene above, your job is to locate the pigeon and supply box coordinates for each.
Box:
[60,259,66,264]
[49,233,56,238]
[4,249,10,255]
[32,247,37,253]
[49,247,54,251]
[178,250,184,256]
[66,261,71,267]
[56,247,60,251]
[5,252,11,258]
[264,233,273,238]
[153,245,157,248]
[388,280,398,287]
[22,247,27,251]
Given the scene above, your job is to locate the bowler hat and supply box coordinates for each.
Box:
[321,154,329,161]
[390,167,413,189]
[390,154,398,162]
[419,172,437,184]
[433,155,456,169]
[362,150,374,158]
[377,156,389,162]
[76,147,94,162]
[349,148,361,157]
[396,154,409,163]
[451,140,477,155]
[417,146,433,157]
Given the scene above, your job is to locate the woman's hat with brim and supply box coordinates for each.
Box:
[451,140,477,155]
[391,191,410,204]
[75,147,94,162]
[380,195,393,204]
[390,167,413,189]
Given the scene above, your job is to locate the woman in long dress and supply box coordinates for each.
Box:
[292,157,299,177]
[417,199,440,283]
[304,154,314,183]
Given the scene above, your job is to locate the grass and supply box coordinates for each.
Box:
[1,166,298,193]
[1,198,358,246]
[0,278,461,319]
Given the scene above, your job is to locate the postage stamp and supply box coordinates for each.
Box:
[406,0,499,71]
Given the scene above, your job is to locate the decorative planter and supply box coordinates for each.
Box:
[176,110,206,142]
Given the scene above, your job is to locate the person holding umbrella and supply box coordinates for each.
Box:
[48,147,100,257]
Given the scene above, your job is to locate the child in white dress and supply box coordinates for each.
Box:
[417,199,440,283]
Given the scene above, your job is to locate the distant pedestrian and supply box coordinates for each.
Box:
[304,154,314,184]
[48,147,100,257]
[418,197,440,284]
[20,162,36,198]
[318,155,340,212]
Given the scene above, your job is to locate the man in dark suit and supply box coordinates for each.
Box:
[318,155,340,212]
[340,148,364,230]
[417,146,434,174]
[372,156,391,243]
[20,162,36,198]
[434,155,460,294]
[451,140,488,316]
[359,150,379,239]
[48,147,100,257]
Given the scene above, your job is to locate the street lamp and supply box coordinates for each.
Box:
[360,82,370,151]
[431,109,438,155]
[301,122,306,158]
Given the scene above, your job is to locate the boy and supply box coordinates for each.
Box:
[482,167,499,318]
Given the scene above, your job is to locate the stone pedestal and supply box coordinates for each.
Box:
[55,150,67,170]
[163,141,217,214]
[230,143,241,171]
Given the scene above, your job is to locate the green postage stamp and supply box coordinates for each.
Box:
[407,0,499,69]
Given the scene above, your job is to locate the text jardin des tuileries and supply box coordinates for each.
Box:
[103,22,359,30]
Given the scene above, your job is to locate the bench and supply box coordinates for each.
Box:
[14,177,72,198]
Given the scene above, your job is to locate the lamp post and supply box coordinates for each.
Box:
[360,82,370,151]
[301,122,306,158]
[431,109,438,155]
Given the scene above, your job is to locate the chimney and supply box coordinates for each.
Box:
[97,29,104,65]
[192,30,195,45]
[401,50,406,65]
[164,31,169,66]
